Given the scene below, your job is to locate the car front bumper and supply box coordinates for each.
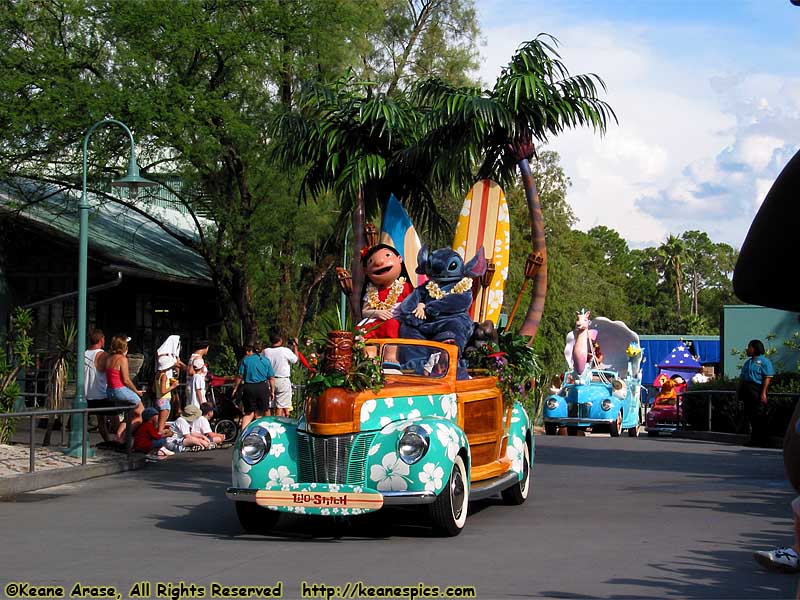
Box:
[645,423,678,432]
[226,484,436,515]
[543,417,616,426]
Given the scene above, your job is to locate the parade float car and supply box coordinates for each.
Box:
[226,338,532,536]
[543,315,644,437]
[645,392,681,436]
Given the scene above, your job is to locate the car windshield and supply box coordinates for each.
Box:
[375,343,450,379]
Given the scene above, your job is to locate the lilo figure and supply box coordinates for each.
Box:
[359,244,414,365]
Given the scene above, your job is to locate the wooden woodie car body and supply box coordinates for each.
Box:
[227,338,532,536]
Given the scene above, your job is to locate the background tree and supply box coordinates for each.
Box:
[0,0,480,344]
[361,0,480,94]
[657,234,685,319]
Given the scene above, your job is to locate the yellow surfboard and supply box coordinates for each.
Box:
[452,179,510,325]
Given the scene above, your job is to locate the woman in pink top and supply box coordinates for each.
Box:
[106,335,144,441]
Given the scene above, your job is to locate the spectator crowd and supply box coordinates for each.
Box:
[84,329,300,462]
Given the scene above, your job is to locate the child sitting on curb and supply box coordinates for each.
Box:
[133,407,174,460]
[167,404,211,452]
[191,402,225,446]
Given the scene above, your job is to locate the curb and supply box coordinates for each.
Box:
[0,455,146,499]
[671,430,782,448]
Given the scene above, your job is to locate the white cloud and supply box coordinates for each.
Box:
[475,2,800,250]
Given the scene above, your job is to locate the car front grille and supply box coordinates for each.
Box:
[567,403,593,418]
[297,431,376,485]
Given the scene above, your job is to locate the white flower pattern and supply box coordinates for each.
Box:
[419,462,444,492]
[259,421,286,437]
[267,465,294,487]
[369,452,410,491]
[507,435,527,474]
[360,400,376,423]
[440,394,458,420]
[435,423,461,461]
[269,442,286,458]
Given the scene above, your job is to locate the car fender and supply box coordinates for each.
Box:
[231,417,299,490]
[505,401,534,481]
[543,393,567,419]
[364,416,470,496]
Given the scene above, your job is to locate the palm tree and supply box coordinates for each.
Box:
[408,34,615,339]
[658,234,685,317]
[42,322,77,447]
[270,78,446,319]
[271,35,615,339]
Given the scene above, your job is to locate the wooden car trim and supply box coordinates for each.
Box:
[470,456,513,482]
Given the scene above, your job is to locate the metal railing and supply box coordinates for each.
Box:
[0,405,134,473]
[676,389,800,432]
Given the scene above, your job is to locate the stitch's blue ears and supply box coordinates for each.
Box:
[415,245,430,275]
[465,247,487,278]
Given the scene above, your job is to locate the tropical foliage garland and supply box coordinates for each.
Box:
[466,329,542,409]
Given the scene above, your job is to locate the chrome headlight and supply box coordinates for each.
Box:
[601,399,612,411]
[545,398,558,410]
[398,425,430,465]
[241,429,271,465]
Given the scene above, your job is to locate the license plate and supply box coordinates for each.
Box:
[254,483,384,515]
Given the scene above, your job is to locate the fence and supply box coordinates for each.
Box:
[676,389,800,434]
[0,405,134,472]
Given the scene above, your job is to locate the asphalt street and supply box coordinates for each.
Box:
[0,434,796,599]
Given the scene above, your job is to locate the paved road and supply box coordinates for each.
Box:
[1,435,796,599]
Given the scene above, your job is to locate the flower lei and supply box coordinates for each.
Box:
[366,277,406,310]
[425,277,473,300]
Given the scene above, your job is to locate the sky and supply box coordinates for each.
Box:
[474,0,800,250]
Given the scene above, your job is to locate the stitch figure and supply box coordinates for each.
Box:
[398,246,487,362]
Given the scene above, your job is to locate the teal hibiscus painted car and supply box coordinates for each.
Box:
[226,339,533,536]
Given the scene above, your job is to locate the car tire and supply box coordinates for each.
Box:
[214,419,238,443]
[628,425,639,437]
[544,423,558,436]
[647,430,659,437]
[501,441,531,505]
[609,411,622,437]
[430,454,469,536]
[235,501,280,535]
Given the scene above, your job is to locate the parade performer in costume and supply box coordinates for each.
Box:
[398,246,486,379]
[359,244,414,340]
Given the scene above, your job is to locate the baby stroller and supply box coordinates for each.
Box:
[207,375,242,443]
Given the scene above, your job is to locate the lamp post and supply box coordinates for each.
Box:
[64,118,157,457]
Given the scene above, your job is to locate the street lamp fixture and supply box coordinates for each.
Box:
[64,118,158,458]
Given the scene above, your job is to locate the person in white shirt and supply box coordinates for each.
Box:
[167,404,210,451]
[187,357,207,409]
[191,402,225,445]
[185,340,209,409]
[84,329,116,441]
[263,328,298,417]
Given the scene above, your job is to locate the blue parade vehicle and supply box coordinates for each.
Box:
[543,311,644,437]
